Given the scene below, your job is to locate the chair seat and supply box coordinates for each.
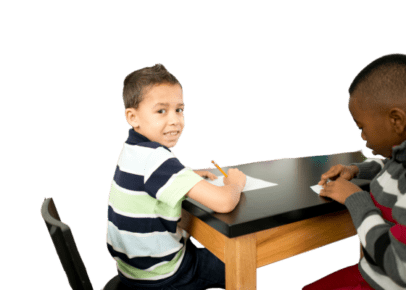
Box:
[104,275,132,290]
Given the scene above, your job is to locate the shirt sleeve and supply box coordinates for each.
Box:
[350,158,388,180]
[345,186,406,286]
[143,146,203,208]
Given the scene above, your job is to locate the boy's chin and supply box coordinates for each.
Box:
[371,150,386,158]
[162,140,178,148]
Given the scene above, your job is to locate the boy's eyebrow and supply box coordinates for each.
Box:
[153,102,185,109]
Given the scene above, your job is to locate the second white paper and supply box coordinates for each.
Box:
[206,175,278,192]
[310,179,331,194]
[310,184,324,194]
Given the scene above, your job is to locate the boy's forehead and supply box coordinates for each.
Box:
[350,87,367,102]
[348,97,362,120]
[350,85,376,108]
[144,84,183,105]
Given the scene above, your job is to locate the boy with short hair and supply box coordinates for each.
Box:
[303,54,406,289]
[106,64,246,289]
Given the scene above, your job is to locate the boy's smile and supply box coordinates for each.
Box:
[348,93,406,159]
[125,83,184,148]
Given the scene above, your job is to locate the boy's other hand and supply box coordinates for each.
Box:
[319,177,362,204]
[223,168,246,190]
[194,170,218,180]
[318,164,359,186]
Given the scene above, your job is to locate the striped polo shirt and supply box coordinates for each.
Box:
[346,140,406,289]
[106,129,203,282]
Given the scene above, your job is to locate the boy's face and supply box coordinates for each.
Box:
[126,83,184,148]
[348,93,406,159]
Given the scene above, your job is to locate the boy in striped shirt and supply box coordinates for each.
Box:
[107,64,246,289]
[304,54,406,289]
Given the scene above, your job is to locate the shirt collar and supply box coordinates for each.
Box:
[126,129,150,145]
[125,128,172,151]
[392,139,406,162]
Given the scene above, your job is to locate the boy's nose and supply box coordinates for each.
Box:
[168,112,181,124]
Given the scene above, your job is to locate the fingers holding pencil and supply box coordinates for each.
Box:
[211,160,246,190]
[212,160,228,177]
[223,168,246,189]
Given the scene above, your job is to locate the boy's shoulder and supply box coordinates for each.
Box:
[125,129,171,152]
[122,129,183,172]
[129,142,173,162]
[127,141,179,167]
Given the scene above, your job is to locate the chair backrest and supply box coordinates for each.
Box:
[41,198,93,290]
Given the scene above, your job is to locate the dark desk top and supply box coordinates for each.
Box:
[183,151,371,238]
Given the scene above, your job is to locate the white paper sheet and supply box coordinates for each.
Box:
[206,175,277,192]
[310,184,324,194]
[310,179,331,194]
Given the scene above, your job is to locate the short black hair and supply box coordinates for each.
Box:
[123,64,182,109]
[349,54,406,112]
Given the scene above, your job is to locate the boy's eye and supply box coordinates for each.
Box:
[157,109,183,113]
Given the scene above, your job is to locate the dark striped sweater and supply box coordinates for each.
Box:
[347,140,406,289]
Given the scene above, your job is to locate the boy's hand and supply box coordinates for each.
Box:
[194,170,218,181]
[318,164,359,186]
[319,177,363,204]
[223,168,246,190]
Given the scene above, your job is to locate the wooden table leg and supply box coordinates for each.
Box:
[225,233,257,290]
[179,209,258,288]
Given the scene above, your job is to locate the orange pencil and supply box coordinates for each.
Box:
[211,160,228,177]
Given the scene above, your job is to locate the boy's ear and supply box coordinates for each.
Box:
[391,107,406,133]
[125,108,139,128]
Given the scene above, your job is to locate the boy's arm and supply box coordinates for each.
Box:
[345,189,406,286]
[186,180,241,214]
[350,158,388,180]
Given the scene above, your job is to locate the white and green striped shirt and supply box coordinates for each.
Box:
[107,129,202,283]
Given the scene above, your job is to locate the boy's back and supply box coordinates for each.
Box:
[107,129,201,281]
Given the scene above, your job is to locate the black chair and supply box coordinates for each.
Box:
[41,197,131,290]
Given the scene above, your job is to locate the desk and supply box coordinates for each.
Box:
[179,151,371,289]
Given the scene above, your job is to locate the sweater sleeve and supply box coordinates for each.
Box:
[345,188,406,286]
[350,158,388,180]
